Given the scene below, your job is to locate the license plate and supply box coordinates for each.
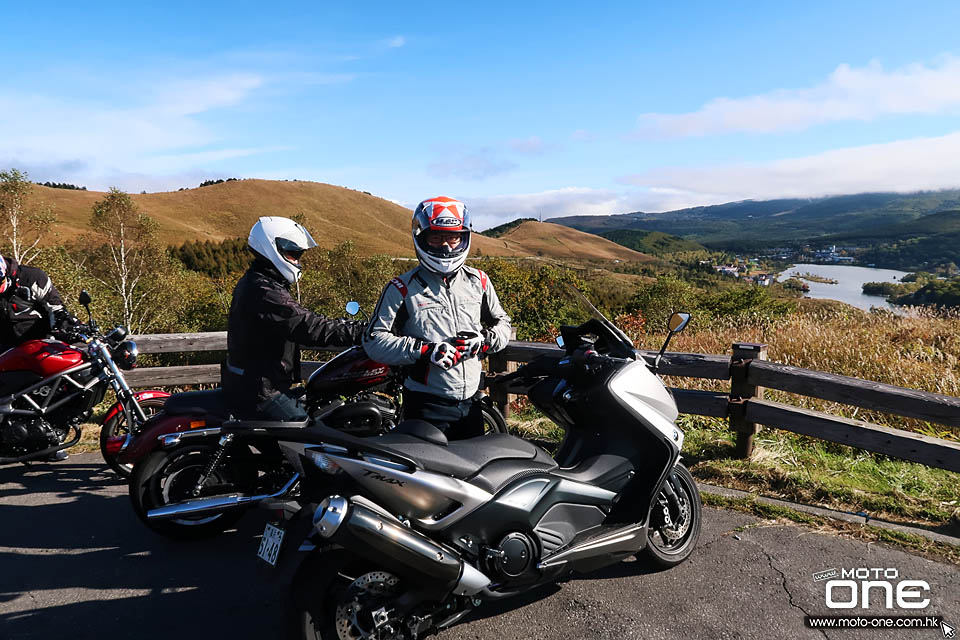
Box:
[257,522,285,566]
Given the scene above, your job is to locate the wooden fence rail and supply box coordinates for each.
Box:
[127,332,960,474]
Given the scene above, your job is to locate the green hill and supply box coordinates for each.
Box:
[549,190,960,250]
[599,230,705,255]
[481,218,537,238]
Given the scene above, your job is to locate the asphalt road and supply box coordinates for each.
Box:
[1,453,957,640]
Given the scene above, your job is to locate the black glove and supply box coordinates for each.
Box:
[53,309,82,332]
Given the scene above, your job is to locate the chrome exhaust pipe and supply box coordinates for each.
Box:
[146,473,299,520]
[313,496,490,596]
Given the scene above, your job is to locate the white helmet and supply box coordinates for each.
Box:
[412,196,471,275]
[248,216,317,283]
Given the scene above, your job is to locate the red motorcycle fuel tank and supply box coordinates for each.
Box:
[0,339,85,377]
[306,346,390,398]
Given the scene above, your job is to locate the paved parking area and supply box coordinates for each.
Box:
[1,453,957,639]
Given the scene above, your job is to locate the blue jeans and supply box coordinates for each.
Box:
[401,390,484,440]
[254,390,308,421]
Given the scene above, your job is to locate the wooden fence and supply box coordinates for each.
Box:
[126,332,960,474]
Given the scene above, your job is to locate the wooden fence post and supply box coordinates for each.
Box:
[729,342,768,458]
[488,328,518,419]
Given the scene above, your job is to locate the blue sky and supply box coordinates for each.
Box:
[4,1,960,229]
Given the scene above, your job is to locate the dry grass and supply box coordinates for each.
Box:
[643,302,960,434]
[630,302,960,528]
[497,221,655,263]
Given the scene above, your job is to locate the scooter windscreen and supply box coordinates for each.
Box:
[556,285,637,360]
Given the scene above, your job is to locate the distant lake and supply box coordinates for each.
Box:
[776,264,911,312]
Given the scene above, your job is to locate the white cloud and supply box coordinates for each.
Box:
[0,73,277,191]
[637,57,960,138]
[427,148,517,181]
[468,187,674,230]
[385,36,406,48]
[472,130,960,229]
[508,136,553,155]
[619,130,960,201]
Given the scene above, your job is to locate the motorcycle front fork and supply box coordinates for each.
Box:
[191,433,234,497]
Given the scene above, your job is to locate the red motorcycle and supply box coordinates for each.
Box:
[0,290,168,475]
[124,327,507,539]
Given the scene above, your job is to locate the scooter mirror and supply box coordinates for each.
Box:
[555,335,565,349]
[668,312,691,333]
[345,301,360,316]
[78,290,92,306]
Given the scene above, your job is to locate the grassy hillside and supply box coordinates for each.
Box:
[32,179,421,255]
[481,218,537,238]
[494,221,655,263]
[28,179,654,264]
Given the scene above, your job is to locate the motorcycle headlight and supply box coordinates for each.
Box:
[112,340,139,370]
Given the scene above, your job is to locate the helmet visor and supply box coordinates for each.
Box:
[275,237,308,263]
[415,229,469,259]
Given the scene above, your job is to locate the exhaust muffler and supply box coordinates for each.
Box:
[313,496,489,597]
[146,473,299,520]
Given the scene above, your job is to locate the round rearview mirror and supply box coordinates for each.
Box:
[345,301,360,316]
[78,290,92,306]
[668,312,691,333]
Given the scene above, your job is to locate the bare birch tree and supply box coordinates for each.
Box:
[0,168,56,264]
[87,188,163,333]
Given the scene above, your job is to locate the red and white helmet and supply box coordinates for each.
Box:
[412,196,471,275]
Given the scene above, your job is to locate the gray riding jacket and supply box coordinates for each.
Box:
[362,265,512,401]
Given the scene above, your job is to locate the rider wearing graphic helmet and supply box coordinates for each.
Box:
[224,216,364,421]
[0,250,80,351]
[363,197,512,438]
[411,196,472,275]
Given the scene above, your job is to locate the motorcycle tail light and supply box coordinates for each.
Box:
[104,435,127,455]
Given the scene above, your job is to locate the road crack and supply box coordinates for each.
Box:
[744,536,829,640]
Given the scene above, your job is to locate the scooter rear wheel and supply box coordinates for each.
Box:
[288,548,405,640]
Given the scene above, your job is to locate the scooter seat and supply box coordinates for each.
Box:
[392,419,448,446]
[163,389,231,417]
[373,432,548,481]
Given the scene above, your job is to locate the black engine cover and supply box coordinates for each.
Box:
[485,532,538,580]
[0,418,60,456]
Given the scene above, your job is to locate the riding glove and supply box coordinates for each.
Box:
[452,330,489,359]
[421,342,463,370]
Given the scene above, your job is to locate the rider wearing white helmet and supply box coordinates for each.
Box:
[224,216,364,421]
[363,197,512,438]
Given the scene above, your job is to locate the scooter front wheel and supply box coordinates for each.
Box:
[642,462,702,569]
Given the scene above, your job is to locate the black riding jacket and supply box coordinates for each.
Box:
[223,258,364,414]
[0,257,68,350]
